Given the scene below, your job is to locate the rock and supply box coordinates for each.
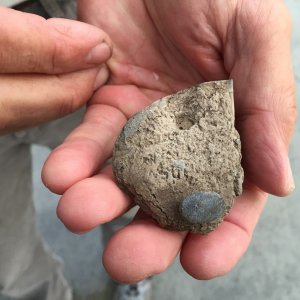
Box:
[180,192,225,224]
[112,80,244,234]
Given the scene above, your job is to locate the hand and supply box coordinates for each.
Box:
[0,7,112,134]
[42,0,296,283]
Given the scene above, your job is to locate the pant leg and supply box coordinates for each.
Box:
[39,0,77,19]
[0,135,72,300]
[23,109,84,149]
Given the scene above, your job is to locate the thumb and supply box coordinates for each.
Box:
[0,7,112,74]
[237,111,296,197]
[230,3,297,196]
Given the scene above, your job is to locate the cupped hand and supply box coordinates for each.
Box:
[42,0,296,283]
[0,7,112,134]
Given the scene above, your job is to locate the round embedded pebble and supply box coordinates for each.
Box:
[180,192,225,224]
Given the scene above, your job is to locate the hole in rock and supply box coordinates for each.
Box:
[176,114,195,130]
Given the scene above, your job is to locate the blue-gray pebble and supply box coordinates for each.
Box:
[180,192,225,224]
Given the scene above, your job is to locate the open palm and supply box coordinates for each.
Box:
[43,0,296,282]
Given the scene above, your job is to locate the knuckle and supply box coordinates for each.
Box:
[53,77,82,117]
[47,31,68,74]
[58,86,80,116]
[281,86,297,126]
[287,105,298,126]
[48,39,59,74]
[275,85,297,143]
[46,19,75,73]
[23,15,49,72]
[282,105,297,141]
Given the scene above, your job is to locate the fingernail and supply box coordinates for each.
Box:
[86,43,111,64]
[287,158,295,194]
[94,65,110,90]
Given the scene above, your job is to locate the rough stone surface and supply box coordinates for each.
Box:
[112,80,244,233]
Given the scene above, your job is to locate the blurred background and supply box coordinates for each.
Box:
[28,0,300,299]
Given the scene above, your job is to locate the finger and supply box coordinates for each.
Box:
[0,66,109,134]
[42,85,152,194]
[57,165,133,233]
[0,7,112,74]
[229,4,296,196]
[237,112,295,196]
[180,183,267,280]
[103,211,186,283]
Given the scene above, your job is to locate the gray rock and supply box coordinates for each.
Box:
[180,192,225,224]
[112,80,244,234]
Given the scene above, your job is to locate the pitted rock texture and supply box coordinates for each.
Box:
[112,80,244,234]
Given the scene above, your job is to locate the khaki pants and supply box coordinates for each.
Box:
[0,112,84,300]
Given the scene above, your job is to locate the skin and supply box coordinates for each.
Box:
[41,0,297,283]
[0,7,112,134]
